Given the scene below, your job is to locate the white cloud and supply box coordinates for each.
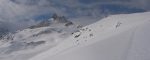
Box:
[0,0,149,32]
[0,0,149,21]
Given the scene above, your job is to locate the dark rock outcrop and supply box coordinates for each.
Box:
[29,20,50,29]
[29,13,74,29]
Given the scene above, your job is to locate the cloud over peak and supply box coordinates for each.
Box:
[0,0,149,32]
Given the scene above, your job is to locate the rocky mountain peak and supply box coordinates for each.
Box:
[51,13,69,23]
[29,13,74,29]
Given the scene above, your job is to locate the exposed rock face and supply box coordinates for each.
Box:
[65,22,73,27]
[29,20,50,29]
[29,14,74,29]
[51,13,72,24]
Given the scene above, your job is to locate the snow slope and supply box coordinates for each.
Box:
[0,21,78,60]
[29,12,150,60]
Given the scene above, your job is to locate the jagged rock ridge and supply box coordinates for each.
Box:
[29,14,74,29]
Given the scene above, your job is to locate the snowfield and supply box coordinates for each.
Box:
[29,12,150,60]
[0,12,150,60]
[0,21,78,60]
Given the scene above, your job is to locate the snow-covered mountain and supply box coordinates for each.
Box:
[0,14,78,60]
[0,12,150,60]
[29,12,150,60]
[29,14,74,29]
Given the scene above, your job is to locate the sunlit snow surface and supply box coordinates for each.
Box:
[0,23,77,60]
[0,12,150,60]
[30,12,150,60]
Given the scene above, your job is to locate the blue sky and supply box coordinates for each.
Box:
[1,0,150,21]
[0,0,150,31]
